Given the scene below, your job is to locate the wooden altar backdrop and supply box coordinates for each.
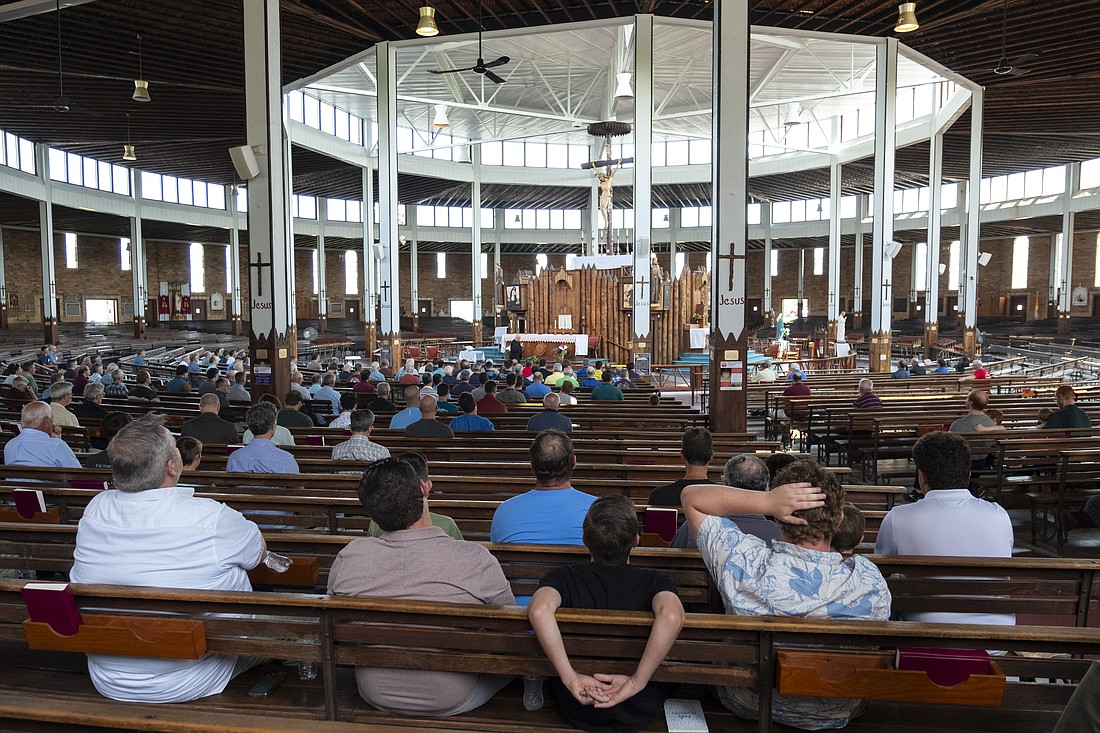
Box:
[527,266,708,365]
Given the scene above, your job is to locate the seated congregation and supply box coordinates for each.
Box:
[0,342,1098,733]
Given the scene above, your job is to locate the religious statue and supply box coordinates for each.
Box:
[775,311,785,342]
[593,157,622,232]
[836,311,846,343]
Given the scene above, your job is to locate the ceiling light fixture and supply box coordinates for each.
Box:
[416,6,439,37]
[432,104,449,129]
[894,3,919,33]
[783,104,804,128]
[614,73,633,102]
[132,34,150,102]
[123,113,136,161]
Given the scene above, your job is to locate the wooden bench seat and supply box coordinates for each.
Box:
[0,580,1096,733]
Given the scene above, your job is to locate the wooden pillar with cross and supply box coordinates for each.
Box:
[243,0,294,402]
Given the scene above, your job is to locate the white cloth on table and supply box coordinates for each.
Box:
[689,327,708,349]
[503,333,589,357]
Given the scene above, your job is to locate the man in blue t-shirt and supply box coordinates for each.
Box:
[490,430,596,603]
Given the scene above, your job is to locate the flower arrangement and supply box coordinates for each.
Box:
[554,345,570,362]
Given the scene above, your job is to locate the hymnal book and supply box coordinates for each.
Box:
[896,647,991,687]
[645,507,679,543]
[12,489,46,520]
[664,698,708,733]
[22,582,83,637]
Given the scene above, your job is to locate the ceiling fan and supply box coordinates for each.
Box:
[992,0,1036,76]
[428,2,510,85]
[9,0,95,114]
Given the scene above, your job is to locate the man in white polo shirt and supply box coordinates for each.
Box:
[875,430,1014,627]
[70,413,267,703]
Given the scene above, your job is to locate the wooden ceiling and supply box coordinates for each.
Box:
[0,0,1096,220]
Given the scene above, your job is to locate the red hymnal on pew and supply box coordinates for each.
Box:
[645,507,679,543]
[896,647,991,687]
[12,489,46,520]
[22,582,83,637]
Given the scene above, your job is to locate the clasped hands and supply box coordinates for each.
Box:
[562,671,645,709]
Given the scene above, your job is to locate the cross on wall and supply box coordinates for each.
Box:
[379,281,392,304]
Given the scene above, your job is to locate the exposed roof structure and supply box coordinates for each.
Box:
[0,0,1095,246]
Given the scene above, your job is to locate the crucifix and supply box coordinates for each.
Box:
[249,252,271,297]
[581,121,633,255]
[379,281,392,304]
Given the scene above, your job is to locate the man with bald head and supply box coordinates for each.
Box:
[404,394,454,438]
[526,393,573,432]
[4,401,81,468]
[179,393,239,445]
[491,430,596,605]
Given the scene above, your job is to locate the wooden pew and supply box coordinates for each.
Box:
[0,579,1096,732]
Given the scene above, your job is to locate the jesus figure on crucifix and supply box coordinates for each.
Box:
[594,152,622,232]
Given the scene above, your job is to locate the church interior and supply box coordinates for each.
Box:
[0,1,1096,731]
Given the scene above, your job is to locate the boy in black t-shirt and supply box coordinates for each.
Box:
[529,495,685,733]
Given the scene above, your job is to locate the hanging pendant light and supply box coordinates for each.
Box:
[416,6,439,37]
[123,114,137,161]
[614,73,633,102]
[894,3,919,33]
[132,35,151,102]
[432,104,450,129]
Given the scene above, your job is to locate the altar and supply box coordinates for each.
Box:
[503,333,589,358]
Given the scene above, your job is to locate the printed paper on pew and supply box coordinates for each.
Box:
[664,698,708,732]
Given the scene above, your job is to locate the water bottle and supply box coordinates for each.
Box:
[262,551,291,573]
[297,661,319,681]
[522,674,544,711]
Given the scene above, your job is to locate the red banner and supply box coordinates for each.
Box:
[181,295,192,315]
[158,295,170,315]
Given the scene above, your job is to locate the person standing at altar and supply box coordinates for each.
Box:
[836,312,847,343]
[508,338,523,363]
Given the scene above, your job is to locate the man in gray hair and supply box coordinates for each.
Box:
[49,381,80,428]
[332,410,391,463]
[70,413,267,703]
[74,382,108,421]
[4,401,81,468]
[669,453,778,549]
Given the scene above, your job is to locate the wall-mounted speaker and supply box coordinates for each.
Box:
[228,145,260,180]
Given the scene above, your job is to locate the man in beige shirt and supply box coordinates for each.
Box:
[49,382,80,428]
[327,458,514,716]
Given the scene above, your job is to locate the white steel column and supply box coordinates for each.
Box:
[316,207,328,332]
[1057,162,1080,334]
[409,207,419,329]
[129,169,148,339]
[959,89,984,355]
[869,38,898,372]
[924,131,943,356]
[631,13,654,355]
[361,166,377,354]
[762,202,773,323]
[376,41,402,360]
[0,227,7,328]
[709,0,749,434]
[228,188,243,336]
[471,145,483,343]
[827,162,842,340]
[852,197,866,329]
[243,0,296,399]
[36,146,58,344]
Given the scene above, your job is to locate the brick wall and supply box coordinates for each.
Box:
[2,226,1097,326]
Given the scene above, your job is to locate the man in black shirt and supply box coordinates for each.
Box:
[277,391,315,429]
[529,494,684,733]
[647,428,715,507]
[404,394,454,439]
[364,382,397,413]
[73,382,109,422]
